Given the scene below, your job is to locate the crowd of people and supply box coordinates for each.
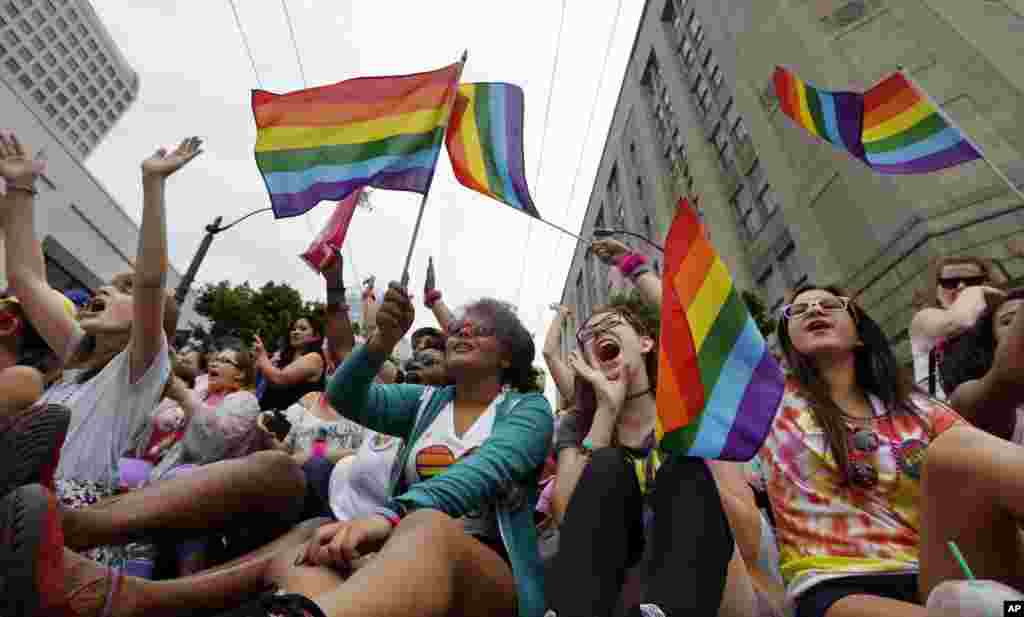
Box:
[1,126,1024,617]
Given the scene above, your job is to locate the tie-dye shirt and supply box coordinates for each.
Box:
[755,378,962,599]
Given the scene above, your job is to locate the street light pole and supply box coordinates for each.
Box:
[173,207,275,305]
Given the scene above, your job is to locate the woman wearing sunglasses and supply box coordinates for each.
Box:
[909,256,1004,399]
[546,238,779,617]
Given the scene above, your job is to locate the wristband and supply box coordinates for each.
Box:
[424,289,442,308]
[616,253,648,278]
[581,437,595,454]
[326,286,346,305]
[312,441,327,458]
[373,506,401,528]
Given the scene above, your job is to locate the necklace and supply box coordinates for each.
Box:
[625,387,654,401]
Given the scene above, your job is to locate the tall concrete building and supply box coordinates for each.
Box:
[0,0,138,158]
[0,0,200,329]
[559,0,1024,361]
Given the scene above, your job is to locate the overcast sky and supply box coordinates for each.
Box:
[86,1,644,400]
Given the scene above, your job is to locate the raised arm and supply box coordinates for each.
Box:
[326,283,423,437]
[253,336,324,386]
[0,132,82,361]
[361,276,378,339]
[911,285,1005,343]
[132,137,203,381]
[542,305,575,403]
[948,305,1024,440]
[322,249,355,368]
[591,238,662,310]
[422,256,453,332]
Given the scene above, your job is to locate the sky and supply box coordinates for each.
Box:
[86,0,645,402]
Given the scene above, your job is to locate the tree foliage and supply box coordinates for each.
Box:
[741,289,776,337]
[187,280,324,353]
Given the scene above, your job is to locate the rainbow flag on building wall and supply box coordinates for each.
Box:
[656,199,784,460]
[252,63,461,218]
[445,83,539,218]
[773,67,981,175]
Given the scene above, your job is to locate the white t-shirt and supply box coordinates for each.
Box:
[329,430,402,521]
[41,336,171,490]
[403,393,503,539]
[282,399,365,455]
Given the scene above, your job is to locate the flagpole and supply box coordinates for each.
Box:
[900,68,1024,205]
[533,215,588,243]
[399,50,468,290]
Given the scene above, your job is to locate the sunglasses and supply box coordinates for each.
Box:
[937,275,987,290]
[780,296,851,320]
[848,428,880,489]
[446,319,496,339]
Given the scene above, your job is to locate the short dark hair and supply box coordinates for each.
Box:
[411,327,444,350]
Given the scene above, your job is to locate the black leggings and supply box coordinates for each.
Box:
[546,448,735,617]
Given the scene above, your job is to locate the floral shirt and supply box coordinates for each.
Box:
[756,379,963,599]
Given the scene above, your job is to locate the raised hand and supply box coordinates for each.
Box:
[372,283,414,351]
[252,334,268,363]
[322,248,345,289]
[590,238,631,267]
[550,304,573,319]
[0,131,44,184]
[141,136,203,179]
[567,350,633,415]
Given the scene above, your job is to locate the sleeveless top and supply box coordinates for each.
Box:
[259,348,326,411]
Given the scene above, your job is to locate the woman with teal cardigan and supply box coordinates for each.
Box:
[224,284,554,617]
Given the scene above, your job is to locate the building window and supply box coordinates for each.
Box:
[75,69,85,83]
[43,76,55,92]
[17,18,29,35]
[77,141,88,155]
[96,74,106,88]
[30,34,42,51]
[104,64,113,77]
[778,241,806,287]
[56,116,67,130]
[85,84,96,97]
[75,94,86,107]
[87,130,98,143]
[17,72,32,89]
[76,118,86,131]
[113,77,124,91]
[55,15,66,31]
[30,8,43,25]
[4,2,17,18]
[86,37,97,52]
[66,7,78,22]
[86,107,97,121]
[732,190,764,240]
[68,129,79,143]
[3,29,18,46]
[54,91,67,106]
[96,97,106,110]
[42,50,55,65]
[4,56,20,73]
[54,65,66,81]
[65,31,76,47]
[65,56,77,70]
[45,103,58,118]
[29,61,42,77]
[74,45,84,60]
[66,106,77,119]
[43,0,56,14]
[697,79,712,115]
[75,23,85,38]
[636,176,644,201]
[31,88,44,104]
[86,59,96,73]
[66,80,78,94]
[16,45,28,62]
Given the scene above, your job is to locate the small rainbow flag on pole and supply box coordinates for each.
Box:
[445,83,539,218]
[861,71,981,174]
[252,63,461,218]
[773,67,982,175]
[773,66,865,160]
[656,199,784,460]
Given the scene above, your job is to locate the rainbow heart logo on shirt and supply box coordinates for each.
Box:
[415,444,457,479]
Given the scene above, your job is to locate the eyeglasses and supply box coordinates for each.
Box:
[411,353,440,368]
[209,355,241,369]
[937,275,987,290]
[848,428,880,489]
[576,311,646,348]
[780,296,851,320]
[446,319,496,339]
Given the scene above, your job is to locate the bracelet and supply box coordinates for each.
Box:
[580,437,595,455]
[616,253,648,278]
[424,289,442,308]
[373,507,401,528]
[627,263,654,281]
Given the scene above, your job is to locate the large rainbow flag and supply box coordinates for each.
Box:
[445,83,539,218]
[773,67,981,175]
[252,63,461,218]
[656,199,784,460]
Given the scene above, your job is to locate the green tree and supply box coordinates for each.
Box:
[190,280,323,353]
[741,289,776,338]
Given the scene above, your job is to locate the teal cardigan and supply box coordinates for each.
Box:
[326,344,554,617]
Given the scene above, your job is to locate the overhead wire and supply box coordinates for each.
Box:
[531,0,625,338]
[227,0,262,89]
[512,0,567,314]
[278,0,318,238]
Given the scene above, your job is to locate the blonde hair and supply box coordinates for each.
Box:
[911,255,1003,311]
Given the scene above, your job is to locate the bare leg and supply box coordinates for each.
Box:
[919,426,1024,598]
[824,595,927,617]
[63,451,306,551]
[307,509,517,617]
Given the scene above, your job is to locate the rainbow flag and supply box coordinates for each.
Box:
[445,83,539,218]
[774,67,982,175]
[298,188,361,275]
[773,66,865,160]
[861,72,981,174]
[656,199,784,460]
[252,63,461,218]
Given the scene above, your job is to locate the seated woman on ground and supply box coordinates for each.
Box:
[256,314,326,412]
[0,131,196,568]
[909,255,1004,399]
[546,237,779,617]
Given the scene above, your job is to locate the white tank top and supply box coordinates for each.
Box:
[328,430,401,522]
[910,333,946,401]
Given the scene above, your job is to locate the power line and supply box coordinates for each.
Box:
[226,0,262,89]
[280,0,309,88]
[513,0,567,313]
[532,0,624,336]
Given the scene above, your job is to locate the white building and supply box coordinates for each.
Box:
[0,0,199,331]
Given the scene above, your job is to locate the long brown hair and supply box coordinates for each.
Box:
[912,255,1002,311]
[778,284,924,484]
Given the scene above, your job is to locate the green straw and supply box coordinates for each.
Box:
[947,541,975,580]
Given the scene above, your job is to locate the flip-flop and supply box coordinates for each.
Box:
[0,484,65,617]
[0,403,71,495]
